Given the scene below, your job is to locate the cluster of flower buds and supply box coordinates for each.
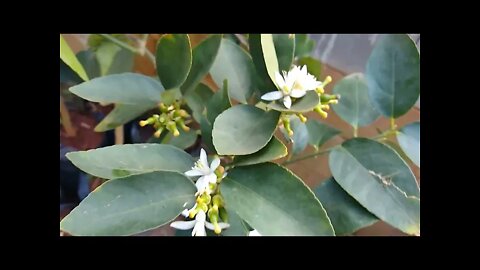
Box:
[171,149,230,236]
[139,100,191,138]
[313,76,340,119]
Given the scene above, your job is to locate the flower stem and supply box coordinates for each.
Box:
[99,34,140,54]
[60,96,76,137]
[353,126,358,137]
[390,117,395,130]
[282,146,336,166]
[114,125,124,145]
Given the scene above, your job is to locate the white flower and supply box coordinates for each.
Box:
[185,148,220,195]
[170,210,230,237]
[171,209,208,236]
[248,229,261,236]
[261,65,322,109]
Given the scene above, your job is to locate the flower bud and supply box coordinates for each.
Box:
[215,165,225,180]
[219,207,229,223]
[212,194,225,207]
[154,127,164,138]
[166,121,180,137]
[296,113,307,123]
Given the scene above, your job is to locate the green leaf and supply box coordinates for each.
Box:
[95,103,153,132]
[66,144,194,179]
[60,34,89,81]
[297,56,322,78]
[160,128,198,150]
[397,122,420,167]
[294,34,315,58]
[305,119,340,148]
[207,80,231,124]
[96,41,122,76]
[332,73,380,128]
[199,114,215,154]
[184,83,214,122]
[266,91,320,112]
[210,38,255,103]
[69,73,164,105]
[156,34,192,89]
[329,138,420,235]
[366,34,420,118]
[314,178,378,235]
[181,34,222,94]
[273,34,295,71]
[212,105,280,155]
[233,136,287,166]
[249,34,279,94]
[60,171,196,236]
[291,117,309,155]
[106,48,134,75]
[76,50,100,79]
[221,210,249,236]
[221,163,334,236]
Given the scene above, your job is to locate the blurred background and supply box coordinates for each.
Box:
[60,34,420,236]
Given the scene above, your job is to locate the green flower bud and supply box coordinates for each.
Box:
[219,207,229,223]
[212,194,225,207]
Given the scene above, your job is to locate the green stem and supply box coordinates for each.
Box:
[390,117,395,130]
[282,146,336,166]
[353,126,358,137]
[99,34,140,54]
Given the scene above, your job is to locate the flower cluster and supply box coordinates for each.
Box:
[170,149,230,236]
[139,100,191,138]
[261,65,339,136]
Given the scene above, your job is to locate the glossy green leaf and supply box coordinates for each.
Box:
[249,34,279,94]
[291,117,309,155]
[207,79,231,124]
[314,178,378,235]
[397,122,420,167]
[297,56,322,78]
[273,34,295,71]
[160,128,198,150]
[210,39,255,103]
[76,50,100,79]
[60,34,89,81]
[266,91,320,112]
[294,34,315,58]
[60,171,196,236]
[66,144,194,179]
[184,83,214,122]
[221,210,249,236]
[106,48,134,75]
[233,136,287,166]
[332,73,380,128]
[96,41,122,76]
[156,34,192,89]
[222,163,334,236]
[329,138,420,235]
[181,34,222,94]
[95,103,153,132]
[199,115,215,154]
[212,105,280,155]
[366,34,420,118]
[69,73,164,105]
[305,119,340,148]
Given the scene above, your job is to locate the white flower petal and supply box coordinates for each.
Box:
[192,222,206,236]
[204,222,215,231]
[195,210,206,221]
[210,158,221,172]
[185,169,204,177]
[217,222,230,229]
[181,209,190,217]
[249,229,261,236]
[261,91,283,101]
[204,173,217,184]
[275,72,286,89]
[195,177,209,194]
[283,96,292,109]
[301,65,308,74]
[200,148,209,169]
[170,220,196,230]
[290,89,307,98]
